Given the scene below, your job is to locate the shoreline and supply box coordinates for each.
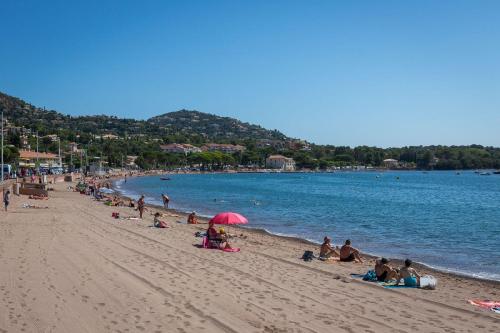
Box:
[2,176,499,332]
[109,173,500,286]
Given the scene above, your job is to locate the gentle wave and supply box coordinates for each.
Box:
[114,171,500,281]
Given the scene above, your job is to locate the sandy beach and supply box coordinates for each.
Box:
[1,180,499,333]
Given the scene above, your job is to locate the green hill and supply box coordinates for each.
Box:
[148,110,287,142]
[0,92,288,143]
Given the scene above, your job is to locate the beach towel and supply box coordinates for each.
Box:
[350,273,366,279]
[382,284,418,289]
[363,270,378,281]
[350,270,378,282]
[468,300,500,314]
[223,247,240,252]
[195,231,207,237]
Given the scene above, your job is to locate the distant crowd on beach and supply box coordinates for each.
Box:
[71,171,425,287]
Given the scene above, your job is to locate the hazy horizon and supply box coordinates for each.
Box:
[1,0,499,147]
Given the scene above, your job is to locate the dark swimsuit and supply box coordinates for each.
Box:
[340,253,356,262]
[376,271,388,282]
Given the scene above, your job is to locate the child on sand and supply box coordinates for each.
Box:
[187,211,198,224]
[153,212,168,228]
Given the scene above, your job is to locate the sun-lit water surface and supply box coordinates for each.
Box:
[116,171,500,280]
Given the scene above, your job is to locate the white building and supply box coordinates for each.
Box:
[160,143,202,154]
[383,158,399,168]
[266,155,296,171]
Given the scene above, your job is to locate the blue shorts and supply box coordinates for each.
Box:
[404,276,418,287]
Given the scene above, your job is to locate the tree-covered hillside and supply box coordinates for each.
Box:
[1,91,500,171]
[149,110,287,143]
[0,92,289,143]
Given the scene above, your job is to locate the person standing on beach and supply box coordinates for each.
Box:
[137,195,145,219]
[162,194,170,209]
[3,190,11,212]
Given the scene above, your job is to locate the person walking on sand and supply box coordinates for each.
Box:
[339,239,363,263]
[3,190,11,212]
[137,195,145,219]
[162,193,170,209]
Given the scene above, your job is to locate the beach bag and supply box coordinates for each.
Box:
[363,270,377,281]
[419,275,437,290]
[302,251,314,262]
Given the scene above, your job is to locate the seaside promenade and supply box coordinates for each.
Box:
[0,181,499,332]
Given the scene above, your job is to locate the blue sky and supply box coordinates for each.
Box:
[1,0,499,147]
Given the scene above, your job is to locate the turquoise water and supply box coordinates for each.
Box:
[115,171,500,280]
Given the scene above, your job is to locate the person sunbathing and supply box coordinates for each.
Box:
[187,211,198,224]
[207,221,231,249]
[375,258,399,281]
[319,236,339,260]
[395,259,421,287]
[153,212,168,228]
[29,194,48,200]
[339,239,363,263]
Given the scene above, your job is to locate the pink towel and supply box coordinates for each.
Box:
[223,247,240,252]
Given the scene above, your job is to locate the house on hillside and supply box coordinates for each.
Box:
[201,144,246,154]
[266,155,296,171]
[44,134,59,142]
[101,134,119,140]
[256,139,286,150]
[160,143,202,154]
[68,142,79,153]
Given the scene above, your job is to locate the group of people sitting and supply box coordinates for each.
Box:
[375,257,421,287]
[320,237,363,263]
[320,236,421,287]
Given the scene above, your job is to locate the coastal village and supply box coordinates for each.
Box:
[2,110,488,179]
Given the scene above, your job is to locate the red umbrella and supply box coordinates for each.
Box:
[209,212,248,225]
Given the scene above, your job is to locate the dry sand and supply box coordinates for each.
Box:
[0,181,499,333]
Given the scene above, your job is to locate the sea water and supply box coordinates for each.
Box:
[115,171,500,281]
